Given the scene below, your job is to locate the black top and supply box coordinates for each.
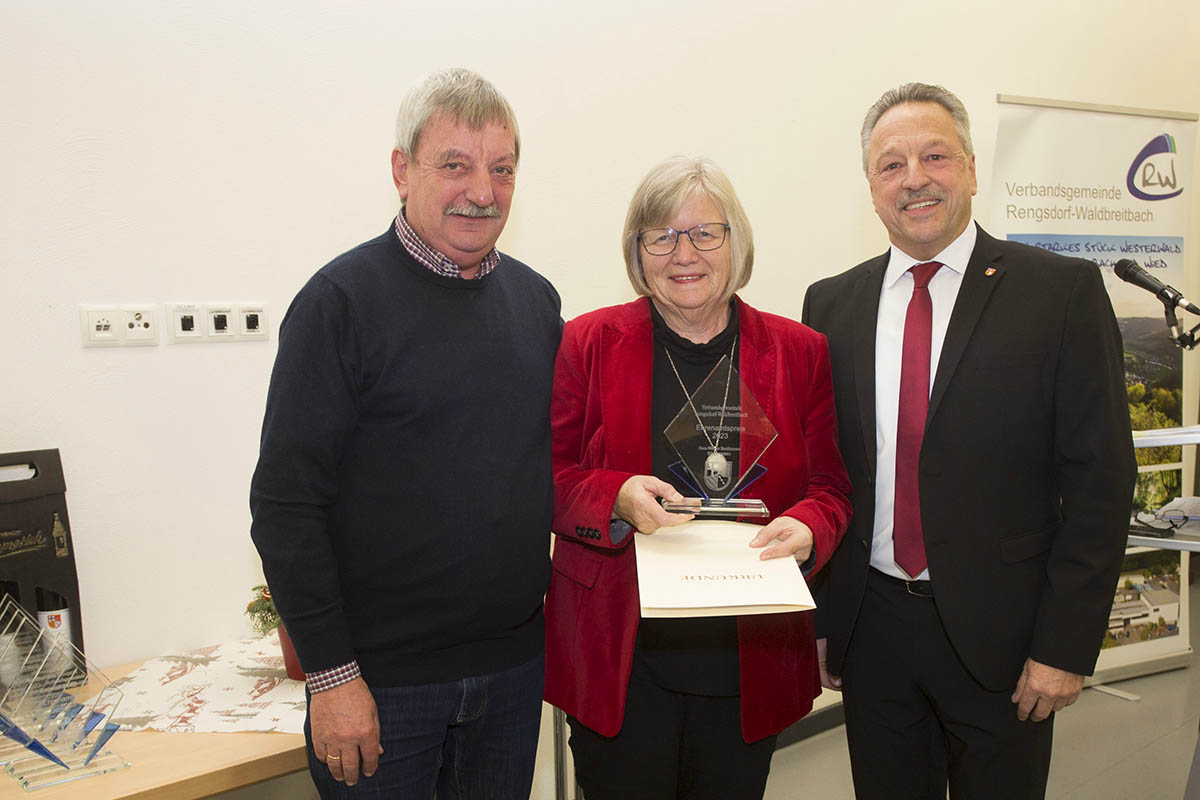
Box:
[635,300,741,696]
[250,227,562,686]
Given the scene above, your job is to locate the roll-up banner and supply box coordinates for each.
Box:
[991,95,1197,681]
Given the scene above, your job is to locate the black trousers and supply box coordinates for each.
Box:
[840,569,1054,800]
[566,661,777,800]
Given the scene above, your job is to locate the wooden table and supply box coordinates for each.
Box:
[0,663,308,800]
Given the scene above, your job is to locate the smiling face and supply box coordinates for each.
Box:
[866,101,977,261]
[391,111,517,277]
[641,191,731,335]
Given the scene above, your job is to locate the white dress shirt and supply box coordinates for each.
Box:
[871,223,976,580]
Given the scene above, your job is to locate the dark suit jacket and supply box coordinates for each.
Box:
[543,296,852,742]
[802,225,1136,691]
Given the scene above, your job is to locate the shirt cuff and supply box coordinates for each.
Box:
[306,660,361,693]
[610,518,634,545]
[799,543,818,577]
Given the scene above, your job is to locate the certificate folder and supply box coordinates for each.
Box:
[635,520,816,618]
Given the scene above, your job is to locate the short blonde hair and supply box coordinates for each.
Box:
[622,157,754,302]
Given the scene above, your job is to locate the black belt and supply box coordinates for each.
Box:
[871,567,933,598]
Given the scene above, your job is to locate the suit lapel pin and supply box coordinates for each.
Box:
[984,267,997,277]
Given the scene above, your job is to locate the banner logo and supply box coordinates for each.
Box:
[1127,134,1183,201]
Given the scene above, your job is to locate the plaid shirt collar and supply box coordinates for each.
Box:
[393,209,500,279]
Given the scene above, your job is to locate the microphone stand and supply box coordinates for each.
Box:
[1162,300,1200,350]
[1163,288,1200,498]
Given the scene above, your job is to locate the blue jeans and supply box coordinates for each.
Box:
[305,653,544,799]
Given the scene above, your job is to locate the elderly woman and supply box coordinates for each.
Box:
[544,157,852,799]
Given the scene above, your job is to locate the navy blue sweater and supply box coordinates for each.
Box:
[250,227,562,686]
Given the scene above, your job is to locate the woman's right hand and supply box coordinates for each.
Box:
[613,475,696,534]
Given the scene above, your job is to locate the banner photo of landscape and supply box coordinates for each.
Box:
[989,98,1196,663]
[990,100,1196,514]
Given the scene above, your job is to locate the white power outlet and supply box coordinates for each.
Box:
[79,305,159,347]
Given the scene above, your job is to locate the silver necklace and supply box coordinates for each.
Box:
[664,333,738,492]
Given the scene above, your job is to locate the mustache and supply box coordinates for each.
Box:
[444,204,502,218]
[897,190,943,208]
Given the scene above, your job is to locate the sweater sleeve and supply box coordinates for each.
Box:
[249,274,361,674]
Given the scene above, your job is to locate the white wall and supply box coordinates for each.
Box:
[3,0,1199,698]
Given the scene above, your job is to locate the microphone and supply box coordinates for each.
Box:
[1113,259,1200,315]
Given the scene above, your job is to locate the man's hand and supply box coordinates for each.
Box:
[309,678,383,786]
[748,517,814,562]
[614,475,695,534]
[1011,657,1084,722]
[816,638,842,690]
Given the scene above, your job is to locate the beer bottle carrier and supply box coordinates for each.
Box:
[0,450,127,789]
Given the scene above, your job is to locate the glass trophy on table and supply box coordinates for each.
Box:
[0,595,128,791]
[660,354,777,519]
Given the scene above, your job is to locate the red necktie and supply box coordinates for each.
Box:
[893,261,942,578]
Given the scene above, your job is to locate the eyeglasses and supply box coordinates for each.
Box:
[1132,510,1186,534]
[638,222,729,256]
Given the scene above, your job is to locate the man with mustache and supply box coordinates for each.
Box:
[250,68,561,798]
[802,83,1135,798]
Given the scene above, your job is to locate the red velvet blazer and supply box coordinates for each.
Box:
[544,296,852,742]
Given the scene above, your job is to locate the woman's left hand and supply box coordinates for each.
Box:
[748,517,814,561]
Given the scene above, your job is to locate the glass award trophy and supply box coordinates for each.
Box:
[0,595,128,791]
[661,355,777,519]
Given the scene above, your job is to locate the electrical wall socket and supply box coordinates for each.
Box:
[79,305,159,347]
[166,303,269,343]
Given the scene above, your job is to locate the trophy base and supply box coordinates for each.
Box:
[0,596,128,793]
[4,747,130,791]
[661,498,770,519]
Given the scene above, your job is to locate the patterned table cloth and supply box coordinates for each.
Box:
[108,631,306,734]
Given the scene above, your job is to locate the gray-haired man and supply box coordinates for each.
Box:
[251,68,562,798]
[803,83,1134,798]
